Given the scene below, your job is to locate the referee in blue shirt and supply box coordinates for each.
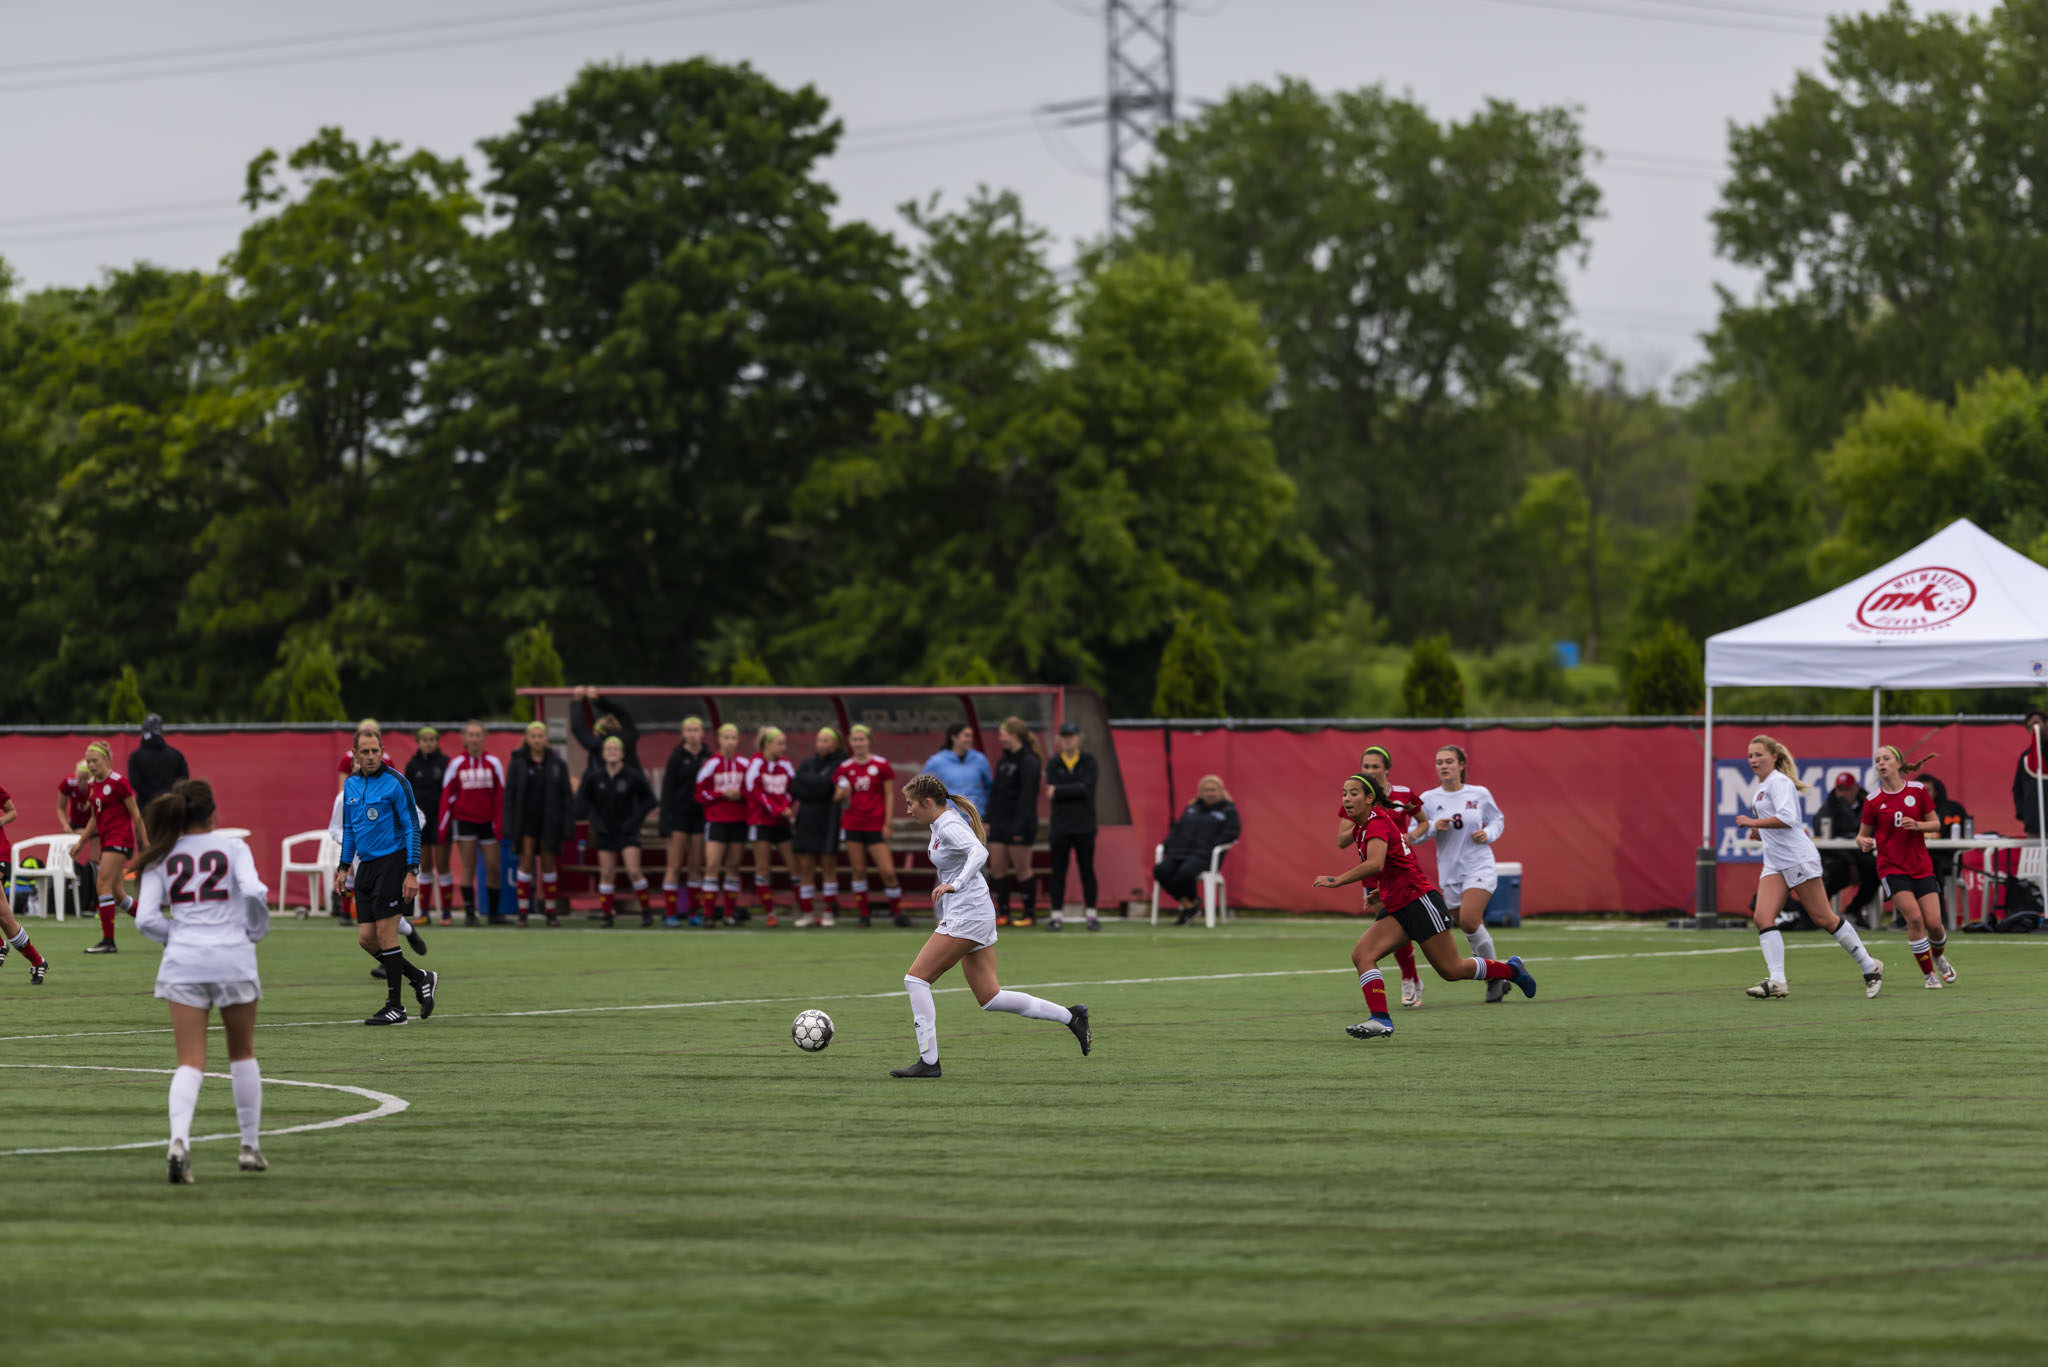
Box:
[340,728,438,1025]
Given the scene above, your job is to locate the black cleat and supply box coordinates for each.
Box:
[641,911,654,928]
[29,962,47,985]
[600,912,615,929]
[0,942,8,968]
[1174,908,1199,927]
[370,963,389,980]
[858,912,872,928]
[364,1003,408,1026]
[405,924,428,955]
[413,969,438,1020]
[84,938,118,954]
[464,912,481,927]
[1485,978,1510,1003]
[167,1138,194,1185]
[1067,1004,1091,1056]
[892,913,913,928]
[890,1058,942,1078]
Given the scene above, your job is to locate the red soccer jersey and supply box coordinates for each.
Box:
[835,756,896,832]
[439,753,507,838]
[337,751,356,777]
[695,755,751,824]
[89,772,138,850]
[1356,806,1435,913]
[745,756,796,826]
[1862,782,1935,880]
[59,775,92,829]
[0,781,12,857]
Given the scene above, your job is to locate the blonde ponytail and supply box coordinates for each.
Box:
[948,794,989,846]
[904,772,987,844]
[1751,734,1811,794]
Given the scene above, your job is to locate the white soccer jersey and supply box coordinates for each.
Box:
[1749,770,1819,870]
[135,832,270,985]
[927,806,994,921]
[1419,783,1504,887]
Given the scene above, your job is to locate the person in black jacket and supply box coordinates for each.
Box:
[579,735,657,928]
[1156,775,1242,926]
[657,716,709,927]
[2012,712,2046,837]
[570,687,643,778]
[404,728,452,922]
[127,715,190,810]
[506,721,574,927]
[791,727,848,926]
[1818,772,1879,926]
[984,716,1044,926]
[1044,721,1100,932]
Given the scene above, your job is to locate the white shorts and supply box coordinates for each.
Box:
[1443,869,1498,902]
[1763,858,1824,890]
[934,916,998,949]
[155,979,261,1009]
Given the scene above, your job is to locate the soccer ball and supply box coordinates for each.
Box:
[791,1009,834,1052]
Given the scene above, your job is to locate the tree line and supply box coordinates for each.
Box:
[8,3,2048,723]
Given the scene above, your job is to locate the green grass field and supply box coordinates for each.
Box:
[5,914,2045,1366]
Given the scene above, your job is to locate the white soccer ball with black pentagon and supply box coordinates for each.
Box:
[791,1009,834,1052]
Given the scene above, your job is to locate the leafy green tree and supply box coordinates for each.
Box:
[1153,616,1227,717]
[1402,635,1465,718]
[102,665,149,725]
[1626,622,1703,716]
[1630,456,1822,643]
[728,653,775,687]
[260,636,347,722]
[928,647,1000,687]
[1123,78,1598,642]
[508,623,566,722]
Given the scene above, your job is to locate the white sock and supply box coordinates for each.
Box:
[885,885,902,903]
[723,876,740,894]
[982,989,1073,1025]
[437,872,454,889]
[631,877,649,893]
[1467,924,1497,959]
[9,928,26,947]
[904,974,939,1063]
[168,1065,203,1145]
[1831,920,1879,973]
[229,1057,262,1148]
[396,916,413,936]
[1758,928,1787,982]
[661,878,677,894]
[822,881,837,897]
[851,879,869,895]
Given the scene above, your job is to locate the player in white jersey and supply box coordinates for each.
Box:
[132,780,271,1183]
[1737,735,1883,1000]
[888,773,1091,1079]
[1418,746,1516,1003]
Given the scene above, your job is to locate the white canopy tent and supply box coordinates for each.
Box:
[1703,518,2048,915]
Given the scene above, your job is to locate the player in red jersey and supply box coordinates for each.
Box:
[745,727,797,927]
[1339,745,1427,1007]
[438,721,507,925]
[1858,745,1955,989]
[0,778,46,982]
[1314,772,1534,1039]
[78,740,147,954]
[695,723,752,926]
[835,725,906,927]
[57,760,98,919]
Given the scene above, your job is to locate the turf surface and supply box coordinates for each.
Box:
[4,914,2045,1366]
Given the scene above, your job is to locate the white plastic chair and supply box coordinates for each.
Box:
[278,830,340,919]
[1149,840,1237,928]
[9,834,79,921]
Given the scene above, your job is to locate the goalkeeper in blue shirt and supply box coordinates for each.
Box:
[339,728,439,1026]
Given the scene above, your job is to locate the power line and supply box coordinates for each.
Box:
[1455,0,1824,37]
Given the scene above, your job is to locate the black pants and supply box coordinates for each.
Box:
[1049,832,1098,910]
[1822,851,1879,920]
[1154,854,1205,904]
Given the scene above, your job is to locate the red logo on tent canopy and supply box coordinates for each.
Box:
[1854,566,1976,633]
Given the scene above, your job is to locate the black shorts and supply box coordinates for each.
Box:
[673,810,706,837]
[102,845,134,858]
[1881,873,1941,901]
[706,821,749,845]
[591,828,641,853]
[843,828,887,848]
[998,823,1036,847]
[750,823,793,844]
[792,826,841,856]
[353,852,414,922]
[508,810,548,843]
[1389,889,1454,945]
[450,819,495,841]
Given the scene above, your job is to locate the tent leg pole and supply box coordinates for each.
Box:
[2035,731,2046,920]
[1695,687,1717,929]
[1872,688,1881,760]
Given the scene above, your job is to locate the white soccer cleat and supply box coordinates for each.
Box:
[1345,1018,1395,1040]
[1863,960,1884,999]
[1745,979,1790,999]
[1937,954,1957,984]
[1400,977,1423,1009]
[818,912,837,928]
[1923,973,1943,990]
[238,1145,268,1172]
[793,913,819,928]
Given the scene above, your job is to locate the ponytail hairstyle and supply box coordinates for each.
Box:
[759,726,786,755]
[1750,734,1811,793]
[85,740,112,763]
[137,778,216,872]
[904,772,988,845]
[74,760,91,780]
[1361,745,1394,772]
[1878,744,1936,777]
[1000,715,1044,761]
[1349,772,1387,809]
[1436,744,1468,781]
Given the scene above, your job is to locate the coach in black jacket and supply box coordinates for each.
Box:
[1156,776,1241,926]
[1045,722,1100,927]
[127,715,189,809]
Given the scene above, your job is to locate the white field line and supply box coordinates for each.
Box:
[2,1063,408,1155]
[4,939,2012,1045]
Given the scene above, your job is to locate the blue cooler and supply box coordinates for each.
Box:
[1485,862,1523,927]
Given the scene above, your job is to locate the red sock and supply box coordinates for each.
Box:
[97,898,117,940]
[723,889,737,917]
[797,888,812,916]
[857,888,870,914]
[14,936,44,968]
[1912,947,1935,975]
[1393,942,1419,982]
[1359,968,1390,1015]
[600,886,615,915]
[1479,958,1516,981]
[759,885,774,914]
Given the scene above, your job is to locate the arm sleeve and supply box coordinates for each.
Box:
[949,822,989,888]
[174,751,190,783]
[744,757,763,794]
[634,770,659,825]
[397,776,420,864]
[336,782,355,865]
[437,760,461,841]
[595,697,640,756]
[1219,804,1242,848]
[1482,791,1505,844]
[135,867,172,945]
[1770,776,1805,828]
[489,757,506,838]
[233,841,271,943]
[570,702,598,756]
[328,794,345,846]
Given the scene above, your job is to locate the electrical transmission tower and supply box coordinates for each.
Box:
[1104,0,1177,234]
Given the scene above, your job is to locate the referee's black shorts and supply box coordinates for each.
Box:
[353,851,413,922]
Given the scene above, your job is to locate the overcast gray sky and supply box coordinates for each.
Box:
[0,0,2000,379]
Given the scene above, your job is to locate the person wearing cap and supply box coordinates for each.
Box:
[1044,721,1100,932]
[405,727,453,922]
[127,714,190,811]
[1819,771,1879,927]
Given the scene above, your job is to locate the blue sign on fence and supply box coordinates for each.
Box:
[1714,757,1874,863]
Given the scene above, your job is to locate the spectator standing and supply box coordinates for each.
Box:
[745,728,798,927]
[791,727,848,926]
[506,721,574,926]
[438,722,507,926]
[1155,775,1240,927]
[922,723,992,816]
[127,714,190,810]
[1819,772,1879,925]
[657,717,709,927]
[571,687,643,776]
[1044,721,1100,932]
[581,736,657,928]
[984,717,1043,927]
[2012,711,2046,837]
[405,728,452,922]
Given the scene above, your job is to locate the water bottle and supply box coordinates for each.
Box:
[1962,815,1975,839]
[1817,811,1832,840]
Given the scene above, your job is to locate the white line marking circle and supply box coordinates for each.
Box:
[1,1064,409,1156]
